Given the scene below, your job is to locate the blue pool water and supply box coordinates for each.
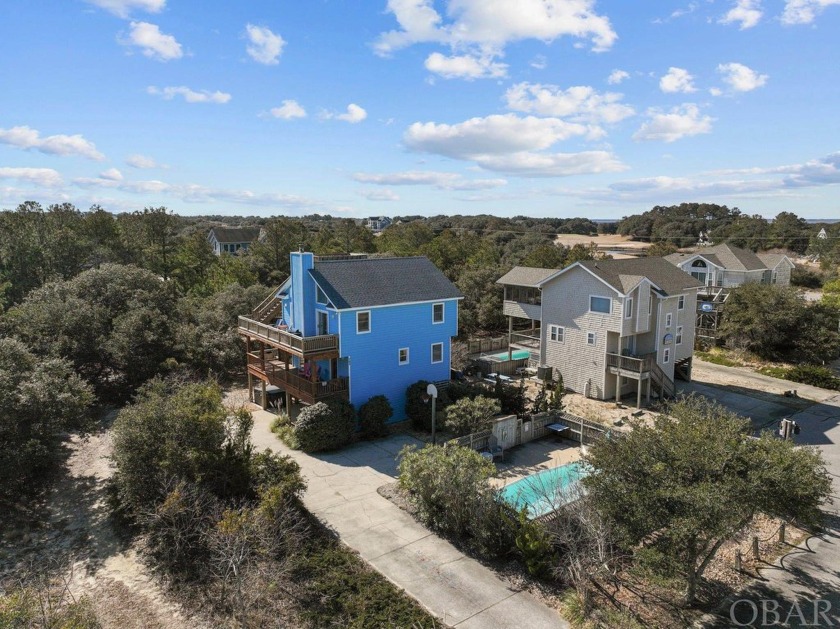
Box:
[488,349,531,361]
[500,461,589,518]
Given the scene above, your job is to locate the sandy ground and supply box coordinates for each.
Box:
[1,420,209,629]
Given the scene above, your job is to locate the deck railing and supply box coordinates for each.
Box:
[510,332,541,349]
[606,351,656,374]
[247,354,348,400]
[238,316,339,355]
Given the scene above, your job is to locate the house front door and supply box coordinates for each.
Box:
[317,311,328,336]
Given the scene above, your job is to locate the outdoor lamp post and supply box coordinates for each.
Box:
[423,383,438,445]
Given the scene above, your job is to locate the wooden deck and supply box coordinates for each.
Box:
[238,316,339,359]
[246,353,348,405]
[606,351,656,377]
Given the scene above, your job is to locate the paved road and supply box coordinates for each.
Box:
[687,364,840,628]
[249,409,568,629]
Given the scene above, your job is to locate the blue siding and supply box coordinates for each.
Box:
[289,252,316,335]
[339,299,458,421]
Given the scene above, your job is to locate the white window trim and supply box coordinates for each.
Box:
[678,295,685,310]
[589,295,612,315]
[399,347,409,365]
[432,302,445,324]
[663,347,671,363]
[624,298,633,319]
[431,342,443,364]
[587,331,597,346]
[676,326,683,345]
[356,310,371,334]
[549,325,564,343]
[665,312,673,328]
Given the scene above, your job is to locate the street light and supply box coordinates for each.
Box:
[423,383,438,445]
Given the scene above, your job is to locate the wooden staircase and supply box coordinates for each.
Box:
[650,362,676,400]
[252,285,285,324]
[674,356,692,381]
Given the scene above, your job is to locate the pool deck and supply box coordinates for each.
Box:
[489,438,582,489]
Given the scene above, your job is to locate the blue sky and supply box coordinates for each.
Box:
[1,0,839,219]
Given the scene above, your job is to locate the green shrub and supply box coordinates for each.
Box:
[444,395,501,437]
[270,412,299,449]
[784,364,840,390]
[293,401,355,452]
[792,266,824,288]
[515,509,555,578]
[398,444,514,558]
[446,380,489,403]
[358,395,393,439]
[405,380,450,431]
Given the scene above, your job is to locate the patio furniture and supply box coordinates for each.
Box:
[488,435,504,462]
[480,451,494,463]
[545,422,570,439]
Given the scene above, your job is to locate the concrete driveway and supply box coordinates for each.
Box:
[687,364,840,628]
[248,409,568,629]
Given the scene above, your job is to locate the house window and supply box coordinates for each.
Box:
[663,347,671,363]
[316,286,328,305]
[432,303,444,324]
[590,296,611,314]
[624,298,633,319]
[649,295,653,315]
[431,343,443,364]
[399,348,409,365]
[690,259,708,285]
[678,295,685,310]
[665,312,673,327]
[676,326,683,345]
[549,325,565,342]
[356,311,371,334]
[587,332,597,346]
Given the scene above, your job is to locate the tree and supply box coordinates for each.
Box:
[768,211,809,253]
[173,230,218,295]
[0,338,93,498]
[549,374,565,412]
[376,221,435,256]
[249,218,310,284]
[359,395,393,439]
[583,396,831,606]
[444,395,500,436]
[647,241,678,257]
[531,380,549,414]
[456,265,506,333]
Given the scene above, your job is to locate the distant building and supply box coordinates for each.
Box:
[818,227,828,239]
[498,258,702,407]
[364,216,392,233]
[239,251,462,420]
[664,243,794,288]
[207,226,263,255]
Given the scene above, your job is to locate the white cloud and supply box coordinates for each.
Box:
[245,24,285,65]
[358,188,400,201]
[424,52,507,79]
[782,0,840,24]
[85,0,165,18]
[607,69,629,85]
[353,170,507,190]
[717,62,768,92]
[270,100,306,120]
[0,167,63,187]
[122,21,182,61]
[659,67,697,93]
[709,87,723,97]
[100,168,123,181]
[147,86,232,104]
[720,0,763,29]
[530,55,547,70]
[322,104,367,123]
[403,113,625,177]
[504,83,635,127]
[374,0,616,79]
[0,125,104,160]
[633,104,714,142]
[126,154,160,169]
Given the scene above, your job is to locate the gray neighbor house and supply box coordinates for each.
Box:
[207,226,263,255]
[498,258,703,407]
[664,242,794,289]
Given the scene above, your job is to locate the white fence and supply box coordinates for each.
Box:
[449,411,607,452]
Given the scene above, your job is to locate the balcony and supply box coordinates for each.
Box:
[510,331,541,350]
[247,352,348,405]
[238,316,339,358]
[606,352,656,378]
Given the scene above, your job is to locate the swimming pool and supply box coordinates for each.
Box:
[500,461,589,518]
[486,349,531,361]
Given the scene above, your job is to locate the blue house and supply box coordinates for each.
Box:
[239,251,462,421]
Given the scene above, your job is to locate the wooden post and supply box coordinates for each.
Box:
[779,523,786,544]
[636,379,642,408]
[285,391,292,418]
[752,536,760,560]
[260,380,267,410]
[260,341,266,371]
[646,378,651,403]
[615,373,621,403]
[247,372,253,403]
[735,550,742,572]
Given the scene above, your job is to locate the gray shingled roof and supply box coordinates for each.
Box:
[496,266,560,287]
[665,243,767,271]
[756,252,792,269]
[309,256,463,309]
[576,258,704,296]
[208,226,262,243]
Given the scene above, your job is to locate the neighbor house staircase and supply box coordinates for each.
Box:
[650,362,676,400]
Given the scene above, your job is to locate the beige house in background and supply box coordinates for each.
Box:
[498,258,703,407]
[665,243,794,288]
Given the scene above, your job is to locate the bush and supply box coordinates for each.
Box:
[446,380,489,403]
[398,444,515,558]
[783,364,840,391]
[515,509,555,578]
[405,380,449,431]
[358,395,393,439]
[293,401,355,452]
[444,395,501,437]
[791,265,824,288]
[270,412,299,449]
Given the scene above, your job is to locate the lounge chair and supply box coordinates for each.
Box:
[488,435,504,462]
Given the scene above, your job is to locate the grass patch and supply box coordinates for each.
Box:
[270,412,300,449]
[758,364,840,391]
[561,590,645,629]
[695,350,743,368]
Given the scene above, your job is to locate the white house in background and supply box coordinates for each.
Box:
[498,258,703,407]
[818,228,827,239]
[664,243,794,288]
[207,226,263,255]
[364,216,392,233]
